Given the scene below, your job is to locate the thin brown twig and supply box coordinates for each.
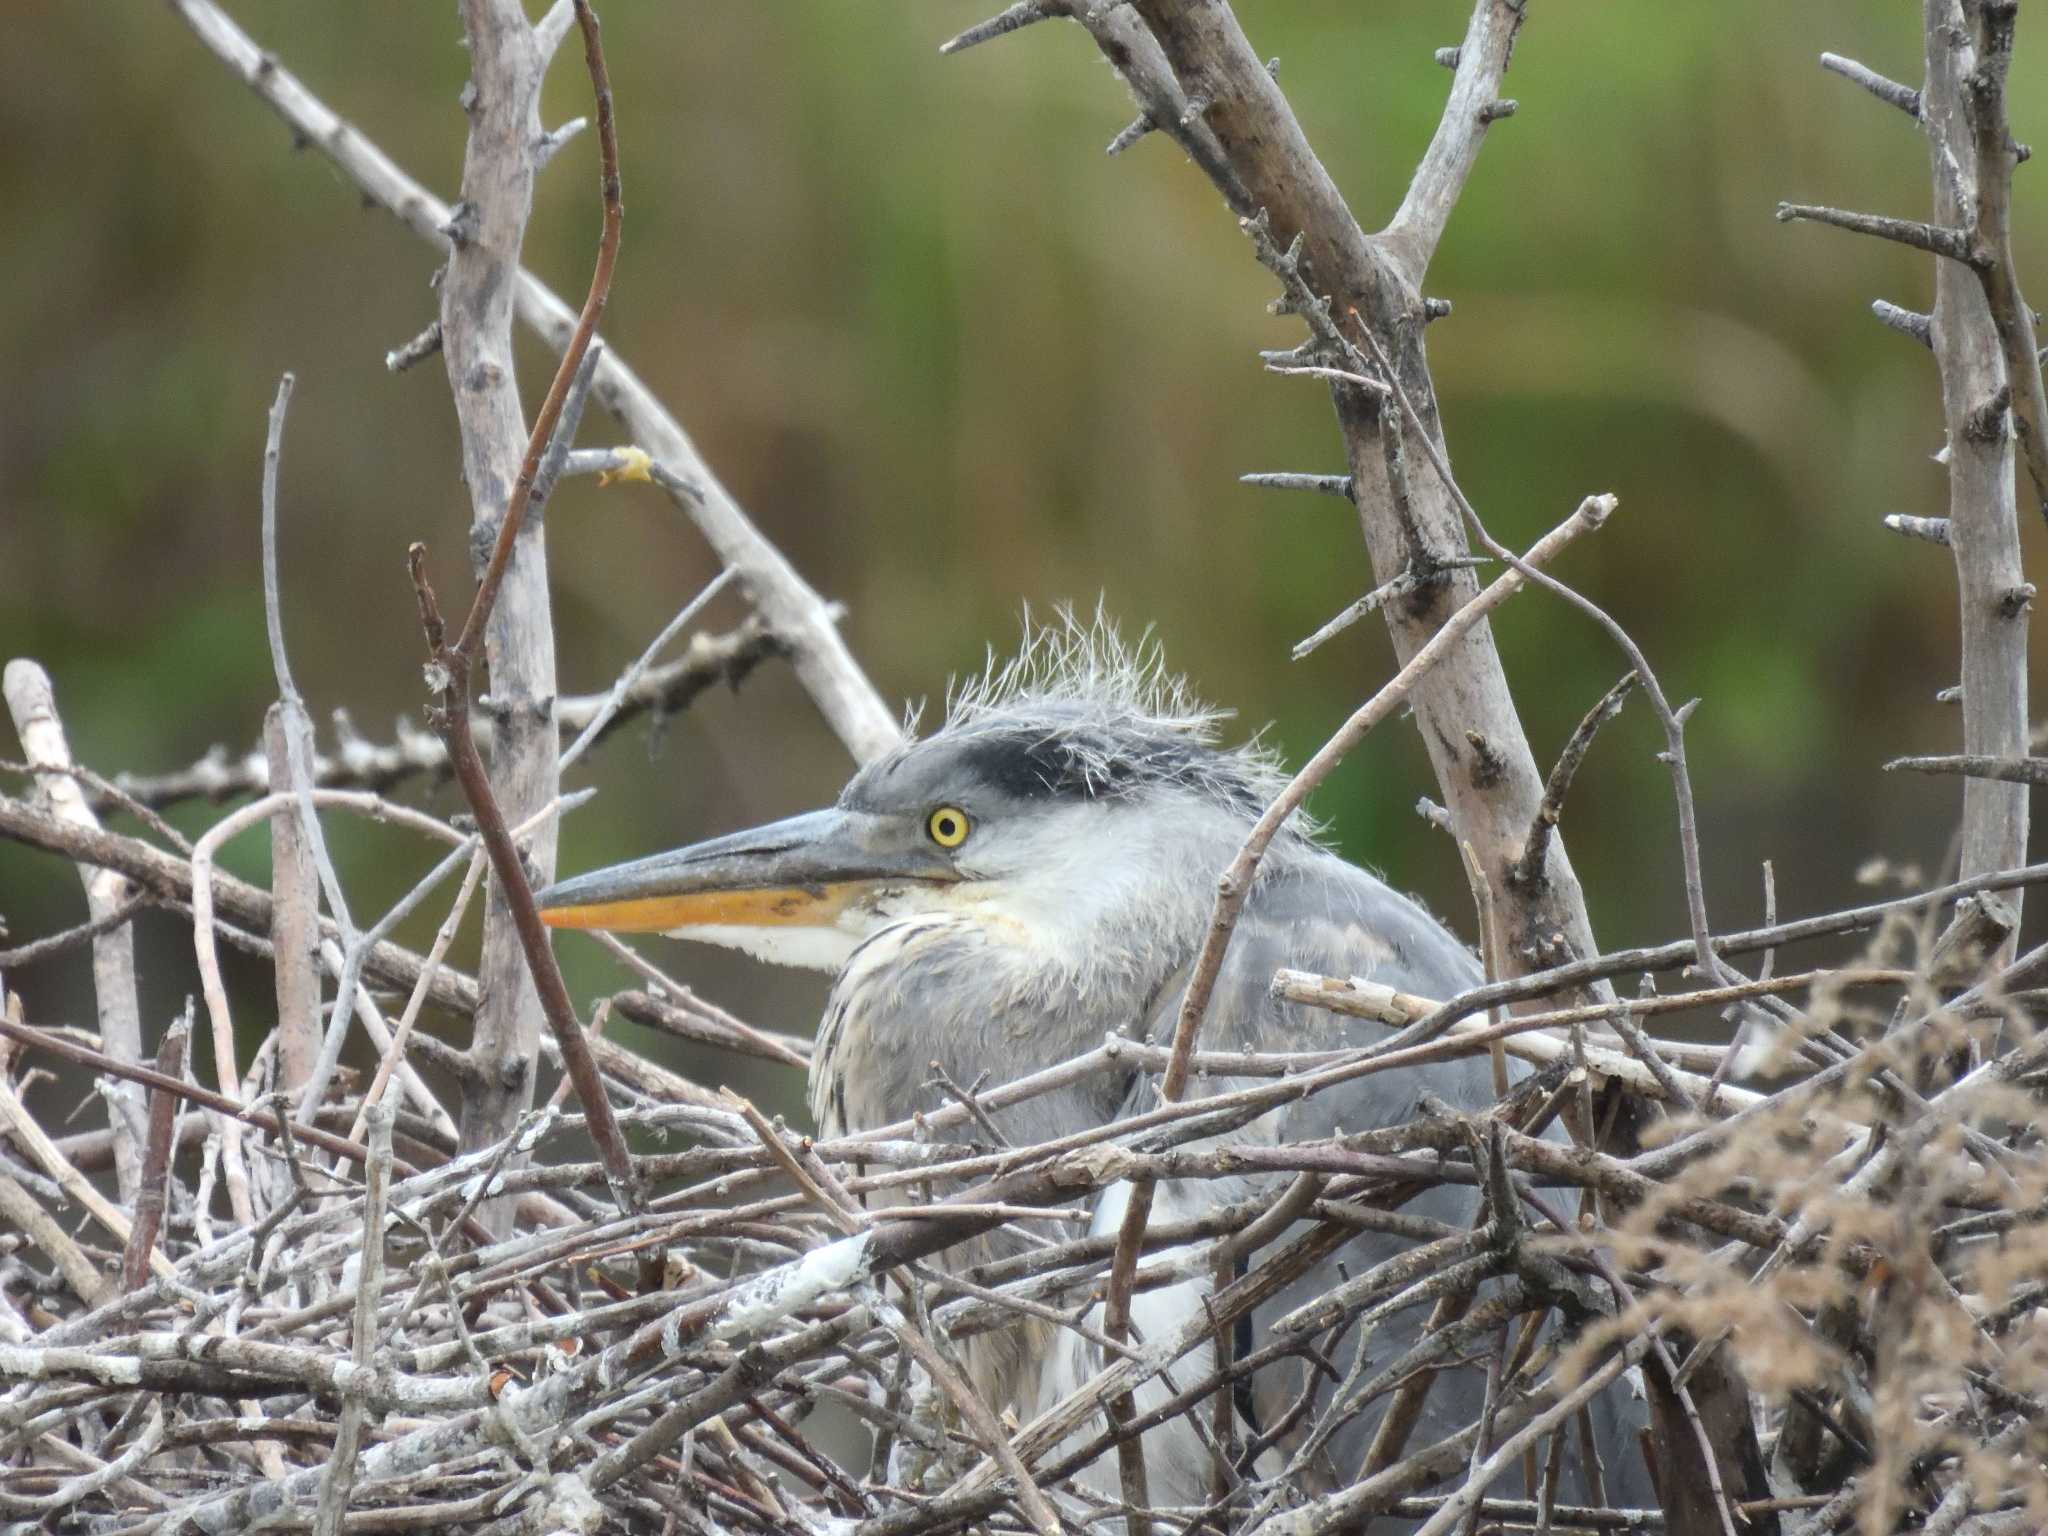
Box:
[120,1008,191,1294]
[0,1010,387,1173]
[1512,671,1636,890]
[409,0,637,1209]
[0,899,148,969]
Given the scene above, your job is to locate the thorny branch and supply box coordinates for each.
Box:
[410,0,637,1209]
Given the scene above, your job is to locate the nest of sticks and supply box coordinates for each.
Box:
[2,725,2047,1535]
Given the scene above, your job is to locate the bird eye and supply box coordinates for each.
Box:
[927,806,970,848]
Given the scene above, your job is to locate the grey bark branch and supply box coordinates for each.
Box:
[1384,0,1526,284]
[1065,0,1612,992]
[1921,0,2031,947]
[1820,50,1922,118]
[1955,0,2048,521]
[1885,752,2048,786]
[100,617,785,811]
[165,0,902,767]
[263,707,321,1100]
[438,0,558,1192]
[3,661,146,1208]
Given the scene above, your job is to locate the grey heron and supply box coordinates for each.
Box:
[537,621,1648,1517]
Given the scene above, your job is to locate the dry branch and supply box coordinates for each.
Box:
[4,661,147,1207]
[166,0,903,766]
[98,617,786,811]
[1918,3,2032,948]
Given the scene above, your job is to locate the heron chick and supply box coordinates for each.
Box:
[538,619,1644,1510]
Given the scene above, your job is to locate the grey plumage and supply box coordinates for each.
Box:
[538,616,1647,1517]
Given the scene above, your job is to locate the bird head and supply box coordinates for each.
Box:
[536,616,1306,973]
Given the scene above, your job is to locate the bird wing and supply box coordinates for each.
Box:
[1074,849,1647,1509]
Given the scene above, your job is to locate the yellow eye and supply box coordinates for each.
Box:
[927,806,970,848]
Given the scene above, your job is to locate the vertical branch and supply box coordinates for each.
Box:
[437,0,566,1183]
[314,1100,392,1536]
[3,661,147,1208]
[264,705,321,1097]
[121,1007,190,1294]
[1923,0,2031,944]
[1073,0,1611,988]
[414,0,638,1209]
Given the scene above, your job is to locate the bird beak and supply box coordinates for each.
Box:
[535,807,957,937]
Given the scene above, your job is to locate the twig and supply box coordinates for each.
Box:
[1384,0,1527,281]
[0,1167,109,1306]
[98,617,787,811]
[1353,321,1732,997]
[1262,360,1389,395]
[559,569,737,772]
[1917,0,2034,951]
[313,1102,392,1536]
[260,372,365,1050]
[3,661,147,1207]
[1819,51,1921,118]
[0,899,146,969]
[0,1034,174,1281]
[1884,513,1952,544]
[1885,753,2048,786]
[1291,566,1424,660]
[939,0,1058,56]
[1239,471,1353,499]
[166,0,901,762]
[383,319,443,373]
[922,1065,1011,1149]
[0,1010,386,1172]
[121,1007,190,1294]
[264,705,321,1097]
[1410,1340,1645,1536]
[1872,298,1934,348]
[1773,201,1977,262]
[347,849,490,1146]
[1511,671,1635,889]
[411,0,637,1209]
[1165,495,1614,1086]
[190,788,455,1224]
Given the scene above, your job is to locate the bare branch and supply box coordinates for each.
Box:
[313,1101,391,1536]
[1872,298,1933,348]
[1106,111,1154,156]
[383,319,442,373]
[265,706,321,1098]
[1955,0,2048,518]
[1819,50,1921,118]
[3,660,147,1208]
[1884,512,1952,543]
[120,1007,190,1294]
[101,617,785,811]
[1919,0,2033,950]
[1774,200,1978,261]
[1885,752,2048,786]
[1385,0,1528,283]
[1512,671,1636,889]
[940,0,1059,57]
[1240,470,1353,499]
[166,0,903,764]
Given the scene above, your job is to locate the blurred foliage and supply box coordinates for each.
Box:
[1,3,2044,1117]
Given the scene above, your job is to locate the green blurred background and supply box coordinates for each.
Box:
[2,3,2043,1121]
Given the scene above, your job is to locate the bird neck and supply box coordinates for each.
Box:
[811,819,1289,1146]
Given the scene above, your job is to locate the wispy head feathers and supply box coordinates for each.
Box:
[911,608,1302,821]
